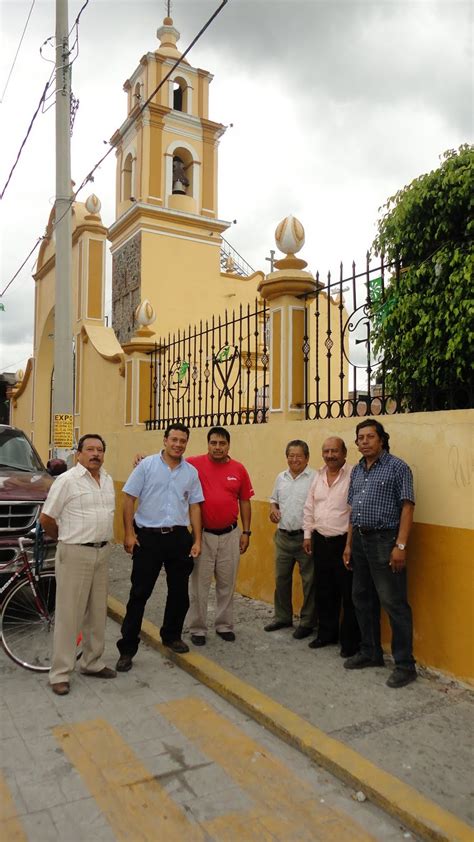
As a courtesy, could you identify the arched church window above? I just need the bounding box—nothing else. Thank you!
[134,82,142,102]
[172,154,190,195]
[123,153,133,201]
[172,77,188,112]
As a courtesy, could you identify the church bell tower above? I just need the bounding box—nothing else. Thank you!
[108,13,230,343]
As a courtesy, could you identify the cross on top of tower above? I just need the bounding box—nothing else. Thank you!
[165,0,172,17]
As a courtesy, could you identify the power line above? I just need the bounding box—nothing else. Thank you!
[1,0,230,298]
[0,0,36,104]
[0,73,54,200]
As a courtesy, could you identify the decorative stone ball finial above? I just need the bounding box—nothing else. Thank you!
[133,299,156,338]
[134,299,156,328]
[16,369,24,383]
[275,215,305,255]
[85,194,101,215]
[273,215,308,270]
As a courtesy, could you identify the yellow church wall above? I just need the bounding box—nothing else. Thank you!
[102,409,473,682]
[139,230,261,338]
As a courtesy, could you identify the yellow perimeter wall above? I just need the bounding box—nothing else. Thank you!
[107,410,473,684]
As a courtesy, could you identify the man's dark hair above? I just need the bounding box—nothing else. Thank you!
[207,426,230,443]
[164,423,190,439]
[355,419,390,452]
[285,439,309,458]
[77,433,106,452]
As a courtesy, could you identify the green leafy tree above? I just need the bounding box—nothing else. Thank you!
[371,145,473,409]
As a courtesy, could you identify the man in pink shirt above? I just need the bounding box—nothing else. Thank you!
[303,437,360,656]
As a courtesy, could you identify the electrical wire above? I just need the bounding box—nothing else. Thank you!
[0,0,230,298]
[0,73,54,200]
[0,0,36,104]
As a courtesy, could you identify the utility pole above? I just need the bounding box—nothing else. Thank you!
[53,0,74,463]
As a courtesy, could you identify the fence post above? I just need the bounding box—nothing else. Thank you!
[258,216,317,422]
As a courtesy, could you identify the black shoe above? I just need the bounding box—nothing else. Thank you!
[308,638,327,649]
[344,652,384,669]
[293,626,313,640]
[340,649,359,658]
[116,654,133,672]
[216,631,236,642]
[191,634,206,646]
[386,667,417,688]
[164,640,190,654]
[264,621,293,632]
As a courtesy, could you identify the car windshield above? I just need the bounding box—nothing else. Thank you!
[0,429,45,472]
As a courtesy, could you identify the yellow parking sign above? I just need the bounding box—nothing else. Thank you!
[53,413,74,448]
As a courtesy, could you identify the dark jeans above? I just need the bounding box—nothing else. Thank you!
[351,529,415,669]
[312,531,360,654]
[117,527,194,656]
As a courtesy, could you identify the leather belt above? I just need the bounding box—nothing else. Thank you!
[356,527,394,535]
[279,529,303,537]
[313,530,347,541]
[137,525,188,534]
[80,541,108,548]
[203,523,237,536]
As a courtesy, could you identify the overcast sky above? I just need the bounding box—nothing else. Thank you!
[0,0,471,373]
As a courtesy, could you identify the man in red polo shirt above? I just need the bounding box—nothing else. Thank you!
[185,427,254,645]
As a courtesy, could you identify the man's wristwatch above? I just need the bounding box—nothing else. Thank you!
[242,530,251,536]
[396,543,406,550]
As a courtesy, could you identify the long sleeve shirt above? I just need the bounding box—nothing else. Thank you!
[303,463,352,539]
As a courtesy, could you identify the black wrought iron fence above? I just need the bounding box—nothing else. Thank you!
[146,301,269,430]
[303,254,473,419]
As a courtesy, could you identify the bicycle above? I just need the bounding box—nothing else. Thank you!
[0,534,58,671]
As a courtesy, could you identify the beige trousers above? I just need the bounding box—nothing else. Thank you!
[50,542,111,685]
[186,528,241,635]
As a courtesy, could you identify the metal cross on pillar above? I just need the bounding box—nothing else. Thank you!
[265,249,276,273]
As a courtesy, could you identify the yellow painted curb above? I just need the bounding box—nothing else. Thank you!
[107,595,472,842]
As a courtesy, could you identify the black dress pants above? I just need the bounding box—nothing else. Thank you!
[312,531,360,654]
[117,527,194,656]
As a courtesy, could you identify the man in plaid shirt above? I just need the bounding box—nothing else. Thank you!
[342,419,417,688]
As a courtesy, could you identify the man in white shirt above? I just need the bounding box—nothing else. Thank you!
[264,440,316,638]
[40,434,116,696]
[303,437,360,656]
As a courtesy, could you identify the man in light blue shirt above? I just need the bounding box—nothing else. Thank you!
[116,424,203,669]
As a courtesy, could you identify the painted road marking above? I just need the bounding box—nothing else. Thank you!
[159,696,375,841]
[53,718,205,842]
[0,772,27,842]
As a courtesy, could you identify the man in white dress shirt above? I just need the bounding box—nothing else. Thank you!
[264,440,316,638]
[40,434,116,695]
[303,436,360,656]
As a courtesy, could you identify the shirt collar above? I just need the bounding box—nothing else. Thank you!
[75,462,107,479]
[359,449,389,470]
[159,450,183,468]
[284,466,311,480]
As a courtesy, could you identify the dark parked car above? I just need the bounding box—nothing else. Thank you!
[0,426,66,571]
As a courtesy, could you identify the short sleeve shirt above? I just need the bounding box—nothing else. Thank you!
[186,454,254,530]
[41,463,115,543]
[348,450,415,530]
[123,452,204,528]
[270,467,315,532]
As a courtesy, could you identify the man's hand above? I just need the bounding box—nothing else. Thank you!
[303,538,312,556]
[133,453,146,468]
[389,546,406,573]
[124,530,139,554]
[239,533,250,554]
[269,505,281,524]
[189,541,201,558]
[342,544,352,570]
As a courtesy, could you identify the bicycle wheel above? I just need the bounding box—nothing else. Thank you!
[1,572,56,672]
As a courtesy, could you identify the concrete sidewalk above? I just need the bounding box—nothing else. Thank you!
[1,620,414,842]
[108,544,474,840]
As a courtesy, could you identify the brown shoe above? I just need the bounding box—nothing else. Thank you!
[81,666,117,679]
[51,682,70,696]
